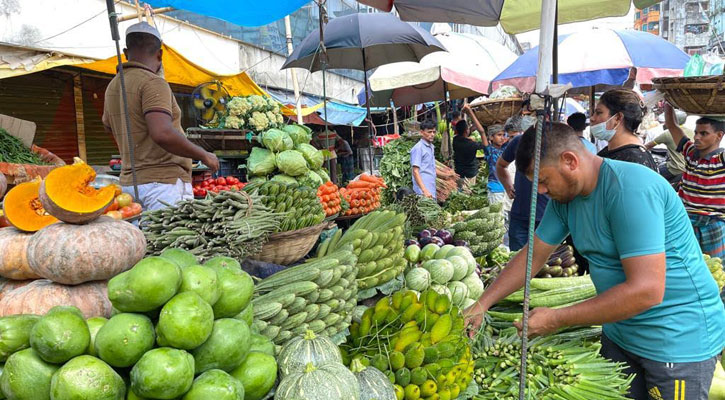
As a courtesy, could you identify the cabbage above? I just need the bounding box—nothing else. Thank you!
[298,170,324,189]
[275,150,309,177]
[447,281,469,306]
[406,268,431,292]
[261,128,293,152]
[270,174,297,185]
[248,176,268,184]
[314,168,330,183]
[284,124,312,146]
[246,147,276,176]
[296,143,324,170]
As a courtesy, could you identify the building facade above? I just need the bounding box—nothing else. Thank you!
[636,0,713,55]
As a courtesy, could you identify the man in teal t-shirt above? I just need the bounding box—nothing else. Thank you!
[464,122,725,400]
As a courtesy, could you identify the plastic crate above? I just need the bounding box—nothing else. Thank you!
[218,158,246,180]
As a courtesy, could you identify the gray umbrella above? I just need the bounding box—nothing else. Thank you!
[281,12,446,72]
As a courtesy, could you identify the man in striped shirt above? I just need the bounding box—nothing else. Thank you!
[664,103,725,257]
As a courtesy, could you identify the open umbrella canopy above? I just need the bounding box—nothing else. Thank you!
[355,0,664,34]
[281,12,446,72]
[362,25,517,106]
[491,28,689,93]
[146,0,309,27]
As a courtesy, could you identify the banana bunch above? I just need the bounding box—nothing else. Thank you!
[342,289,474,400]
[251,247,358,350]
[244,181,325,232]
[319,210,407,290]
[704,254,725,292]
[450,204,505,257]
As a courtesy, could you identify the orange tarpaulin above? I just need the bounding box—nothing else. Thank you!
[77,44,319,117]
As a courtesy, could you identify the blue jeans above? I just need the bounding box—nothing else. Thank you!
[508,215,540,251]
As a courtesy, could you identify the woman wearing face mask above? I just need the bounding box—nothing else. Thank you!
[590,89,657,171]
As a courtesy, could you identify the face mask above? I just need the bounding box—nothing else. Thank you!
[590,115,618,141]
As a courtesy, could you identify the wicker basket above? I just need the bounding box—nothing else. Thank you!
[469,97,524,125]
[652,74,725,116]
[252,221,330,265]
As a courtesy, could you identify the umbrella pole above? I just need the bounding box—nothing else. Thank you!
[443,82,450,161]
[363,49,374,174]
[552,7,560,121]
[519,1,557,400]
[105,0,140,203]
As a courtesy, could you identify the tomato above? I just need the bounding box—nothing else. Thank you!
[106,198,120,212]
[105,210,124,220]
[216,177,227,185]
[116,193,133,208]
[225,176,237,185]
[119,206,134,219]
[209,186,221,194]
[197,188,207,197]
[229,185,239,191]
[129,202,143,216]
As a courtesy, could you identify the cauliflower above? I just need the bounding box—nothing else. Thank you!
[276,114,284,125]
[227,97,251,117]
[224,115,244,129]
[249,111,269,132]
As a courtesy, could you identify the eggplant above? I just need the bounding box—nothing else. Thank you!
[429,228,438,236]
[405,239,420,247]
[435,229,453,244]
[419,236,433,246]
[430,236,445,247]
[418,229,432,240]
[453,240,468,247]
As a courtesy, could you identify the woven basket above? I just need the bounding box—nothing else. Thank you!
[470,98,524,125]
[652,74,725,116]
[252,221,329,265]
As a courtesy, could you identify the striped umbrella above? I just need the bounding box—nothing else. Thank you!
[491,29,689,93]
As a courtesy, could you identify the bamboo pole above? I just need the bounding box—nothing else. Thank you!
[73,74,87,161]
[284,16,304,124]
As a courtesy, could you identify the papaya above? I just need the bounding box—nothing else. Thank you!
[85,317,107,358]
[156,292,214,350]
[160,248,198,268]
[30,306,89,364]
[211,268,254,319]
[182,369,245,400]
[0,348,58,400]
[0,314,40,361]
[108,257,182,312]
[179,265,221,306]
[130,347,195,399]
[191,318,251,374]
[50,355,125,400]
[95,313,155,368]
[229,352,277,400]
[204,256,241,271]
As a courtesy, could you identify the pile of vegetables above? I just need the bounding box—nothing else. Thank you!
[435,161,459,202]
[471,332,633,400]
[705,254,725,292]
[537,244,579,278]
[479,247,513,287]
[192,176,245,197]
[339,174,385,216]
[341,288,475,400]
[409,227,457,248]
[379,135,418,204]
[244,181,325,232]
[404,244,484,309]
[390,194,444,237]
[318,210,407,291]
[444,191,488,214]
[103,190,143,220]
[252,248,358,348]
[246,124,331,187]
[0,128,49,165]
[449,205,506,257]
[0,249,278,400]
[141,190,283,261]
[318,181,344,217]
[222,94,285,132]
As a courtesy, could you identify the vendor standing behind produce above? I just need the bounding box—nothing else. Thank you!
[645,109,693,185]
[466,122,725,400]
[410,120,438,199]
[102,22,219,211]
[664,103,725,258]
[461,105,507,203]
[312,127,339,184]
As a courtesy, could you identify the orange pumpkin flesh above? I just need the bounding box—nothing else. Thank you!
[39,158,115,224]
[2,178,58,232]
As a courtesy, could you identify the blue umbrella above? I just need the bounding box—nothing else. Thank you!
[492,28,689,93]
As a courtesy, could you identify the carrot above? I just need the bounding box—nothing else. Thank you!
[347,181,377,189]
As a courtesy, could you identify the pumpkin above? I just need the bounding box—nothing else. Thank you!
[26,217,146,285]
[0,172,6,198]
[277,330,343,378]
[38,158,115,224]
[350,359,397,400]
[275,362,360,400]
[0,228,40,280]
[0,279,113,318]
[2,177,58,232]
[0,278,33,301]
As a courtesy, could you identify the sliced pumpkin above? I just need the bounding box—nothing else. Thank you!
[39,158,115,224]
[2,177,58,232]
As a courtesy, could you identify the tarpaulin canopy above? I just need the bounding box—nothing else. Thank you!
[355,0,664,34]
[267,88,385,126]
[77,44,319,117]
[146,0,309,27]
[0,44,95,80]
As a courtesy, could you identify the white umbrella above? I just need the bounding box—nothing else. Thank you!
[363,24,517,107]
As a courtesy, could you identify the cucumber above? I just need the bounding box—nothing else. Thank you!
[530,275,593,291]
[253,302,283,320]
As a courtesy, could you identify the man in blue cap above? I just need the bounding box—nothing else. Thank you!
[103,22,219,210]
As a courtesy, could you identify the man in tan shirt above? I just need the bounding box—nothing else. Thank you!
[103,22,218,210]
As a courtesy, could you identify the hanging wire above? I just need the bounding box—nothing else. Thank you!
[518,95,551,400]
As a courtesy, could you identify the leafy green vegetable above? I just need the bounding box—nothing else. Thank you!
[295,143,324,170]
[246,147,276,176]
[378,134,418,204]
[314,168,331,183]
[261,128,293,152]
[275,150,309,177]
[0,128,48,165]
[270,174,297,184]
[298,170,324,188]
[283,124,312,146]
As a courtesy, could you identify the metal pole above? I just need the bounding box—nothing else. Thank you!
[105,0,140,203]
[552,6,561,121]
[317,1,332,182]
[519,0,557,399]
[284,16,304,123]
[363,49,374,174]
[443,82,450,161]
